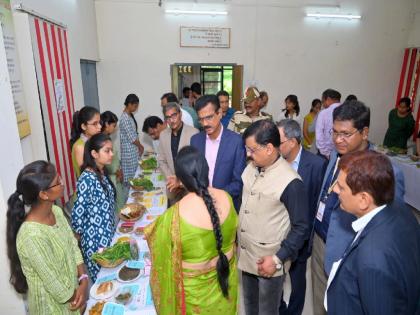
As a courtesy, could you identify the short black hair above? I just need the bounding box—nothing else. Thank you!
[399,97,411,107]
[345,94,357,102]
[161,92,178,103]
[195,95,220,112]
[182,86,191,97]
[142,116,163,133]
[216,90,229,98]
[100,111,118,132]
[333,100,370,130]
[191,82,202,95]
[243,120,280,148]
[322,89,341,102]
[124,93,139,105]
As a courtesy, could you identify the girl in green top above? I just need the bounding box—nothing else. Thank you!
[101,111,126,212]
[6,161,88,314]
[70,106,101,178]
[303,99,322,150]
[383,97,415,151]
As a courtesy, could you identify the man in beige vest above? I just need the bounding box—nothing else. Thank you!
[158,102,198,203]
[239,120,309,315]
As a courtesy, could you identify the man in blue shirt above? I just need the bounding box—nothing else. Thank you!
[217,90,235,128]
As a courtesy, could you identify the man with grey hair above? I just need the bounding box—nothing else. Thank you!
[277,119,327,315]
[158,102,198,204]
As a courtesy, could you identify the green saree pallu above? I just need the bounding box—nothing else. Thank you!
[145,199,238,315]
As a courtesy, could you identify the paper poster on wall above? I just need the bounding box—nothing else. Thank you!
[0,0,31,138]
[180,26,230,48]
[54,79,66,113]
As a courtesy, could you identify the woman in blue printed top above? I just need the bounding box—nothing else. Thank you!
[71,133,116,281]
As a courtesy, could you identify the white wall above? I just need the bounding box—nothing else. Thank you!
[11,0,100,162]
[0,1,99,313]
[95,0,415,143]
[0,23,27,315]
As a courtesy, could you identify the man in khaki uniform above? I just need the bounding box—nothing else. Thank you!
[228,86,272,135]
[238,120,309,315]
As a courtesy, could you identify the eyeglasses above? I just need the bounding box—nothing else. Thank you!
[86,121,102,127]
[47,175,63,189]
[330,129,360,139]
[164,112,179,121]
[245,145,265,155]
[198,112,218,123]
[279,139,291,146]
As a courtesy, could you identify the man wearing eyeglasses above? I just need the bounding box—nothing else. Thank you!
[239,120,309,315]
[310,100,405,315]
[190,95,246,211]
[157,102,198,204]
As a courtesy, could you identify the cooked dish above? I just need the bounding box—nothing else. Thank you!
[118,266,141,282]
[96,281,113,295]
[89,301,105,315]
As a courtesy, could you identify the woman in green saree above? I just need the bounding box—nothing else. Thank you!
[145,146,238,315]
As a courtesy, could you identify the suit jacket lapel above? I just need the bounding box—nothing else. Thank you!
[328,205,393,288]
[297,149,310,180]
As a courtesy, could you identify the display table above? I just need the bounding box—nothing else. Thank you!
[388,154,420,211]
[84,165,167,315]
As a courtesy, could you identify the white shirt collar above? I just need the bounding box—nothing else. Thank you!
[291,146,303,172]
[351,204,387,233]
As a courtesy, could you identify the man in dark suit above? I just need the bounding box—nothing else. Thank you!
[190,95,246,211]
[277,119,327,315]
[326,150,420,314]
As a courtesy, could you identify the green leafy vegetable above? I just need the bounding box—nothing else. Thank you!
[140,157,158,170]
[129,178,154,191]
[92,242,132,264]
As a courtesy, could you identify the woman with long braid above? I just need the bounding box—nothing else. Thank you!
[145,146,238,315]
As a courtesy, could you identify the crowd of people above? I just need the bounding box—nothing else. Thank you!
[5,81,420,315]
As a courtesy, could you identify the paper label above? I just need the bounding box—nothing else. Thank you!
[102,302,125,315]
[126,260,145,269]
[316,201,326,222]
[96,273,117,284]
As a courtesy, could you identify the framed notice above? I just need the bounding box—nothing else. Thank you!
[0,0,31,138]
[180,27,230,48]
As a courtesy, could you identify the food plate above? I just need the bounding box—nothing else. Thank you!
[117,222,135,234]
[90,280,119,300]
[118,203,146,222]
[114,286,134,305]
[88,300,106,315]
[91,242,132,268]
[117,263,144,283]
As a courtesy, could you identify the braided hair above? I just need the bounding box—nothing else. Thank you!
[175,146,230,297]
[6,161,57,293]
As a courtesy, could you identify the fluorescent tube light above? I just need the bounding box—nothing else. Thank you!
[165,9,228,16]
[306,13,361,19]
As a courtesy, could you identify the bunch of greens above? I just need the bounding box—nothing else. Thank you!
[92,241,132,264]
[140,157,158,170]
[129,178,154,191]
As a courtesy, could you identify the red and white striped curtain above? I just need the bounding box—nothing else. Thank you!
[29,16,76,203]
[395,48,420,140]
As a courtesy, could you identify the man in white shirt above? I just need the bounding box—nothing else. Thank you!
[142,116,167,153]
[161,92,194,127]
[325,150,420,314]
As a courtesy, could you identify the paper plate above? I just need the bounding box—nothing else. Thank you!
[89,280,119,300]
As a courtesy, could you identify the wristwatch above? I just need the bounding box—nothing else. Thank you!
[272,255,283,271]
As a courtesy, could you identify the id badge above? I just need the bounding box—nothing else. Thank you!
[316,201,326,222]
